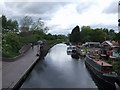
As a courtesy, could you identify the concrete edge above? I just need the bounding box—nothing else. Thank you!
[10,56,39,89]
[3,43,56,90]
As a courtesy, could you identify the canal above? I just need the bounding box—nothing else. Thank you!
[21,44,97,88]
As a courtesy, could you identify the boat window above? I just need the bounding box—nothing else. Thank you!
[89,44,94,48]
[67,47,70,49]
[72,47,76,49]
[72,50,77,53]
[102,66,112,73]
[94,44,100,48]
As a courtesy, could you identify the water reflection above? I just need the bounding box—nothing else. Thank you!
[21,44,97,88]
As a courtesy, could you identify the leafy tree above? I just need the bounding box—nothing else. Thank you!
[2,32,23,57]
[6,19,18,32]
[81,26,92,43]
[118,19,120,26]
[69,25,81,44]
[2,15,19,32]
[6,19,12,30]
[44,26,49,33]
[91,28,106,42]
[2,15,7,29]
[108,29,116,40]
[0,16,2,33]
[31,18,49,33]
[31,18,44,31]
[45,33,55,40]
[2,15,51,58]
[12,20,19,32]
[113,60,120,79]
[20,16,33,32]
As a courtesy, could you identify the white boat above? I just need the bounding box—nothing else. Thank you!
[67,45,76,55]
[67,45,79,59]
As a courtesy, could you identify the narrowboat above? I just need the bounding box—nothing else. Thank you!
[85,55,118,88]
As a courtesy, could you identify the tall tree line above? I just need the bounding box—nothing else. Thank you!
[2,15,49,33]
[2,15,19,33]
[2,15,67,57]
[69,25,119,44]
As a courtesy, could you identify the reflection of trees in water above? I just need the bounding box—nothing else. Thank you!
[23,60,47,83]
[34,60,47,74]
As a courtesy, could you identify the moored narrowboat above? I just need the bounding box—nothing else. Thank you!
[85,55,118,88]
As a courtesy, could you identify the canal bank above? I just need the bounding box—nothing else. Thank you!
[2,43,52,89]
[21,44,97,88]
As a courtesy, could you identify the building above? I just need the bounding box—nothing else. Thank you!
[101,41,120,58]
[101,41,119,50]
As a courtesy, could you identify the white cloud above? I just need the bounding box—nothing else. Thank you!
[2,0,119,34]
[0,1,4,15]
[46,0,118,34]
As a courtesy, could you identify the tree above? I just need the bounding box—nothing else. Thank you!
[2,32,23,57]
[7,19,18,32]
[2,15,7,29]
[91,28,107,42]
[20,16,33,32]
[44,26,49,33]
[7,19,12,30]
[31,18,48,33]
[69,25,81,44]
[0,16,2,33]
[108,29,116,40]
[81,26,92,43]
[12,20,19,32]
[2,15,19,32]
[118,19,120,27]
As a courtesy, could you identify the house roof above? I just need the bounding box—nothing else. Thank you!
[102,41,119,48]
[102,41,112,46]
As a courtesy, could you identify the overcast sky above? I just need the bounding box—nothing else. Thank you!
[0,0,119,35]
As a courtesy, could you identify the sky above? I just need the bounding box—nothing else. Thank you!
[0,0,119,35]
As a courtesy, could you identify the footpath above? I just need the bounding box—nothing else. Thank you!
[2,45,39,89]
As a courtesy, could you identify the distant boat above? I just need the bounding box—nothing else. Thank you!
[64,42,71,45]
[85,55,118,88]
[67,45,79,59]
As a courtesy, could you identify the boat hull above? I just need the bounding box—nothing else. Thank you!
[85,56,117,90]
[71,54,79,59]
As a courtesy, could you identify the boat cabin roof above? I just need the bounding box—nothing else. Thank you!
[93,59,112,67]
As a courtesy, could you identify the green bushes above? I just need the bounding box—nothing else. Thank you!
[2,30,68,58]
[113,59,120,79]
[2,15,68,58]
[2,32,22,57]
[2,31,41,57]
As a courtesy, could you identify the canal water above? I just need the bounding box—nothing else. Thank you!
[21,44,97,88]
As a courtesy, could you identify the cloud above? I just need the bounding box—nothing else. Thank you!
[76,1,96,14]
[2,0,119,35]
[48,1,118,34]
[22,2,68,14]
[3,2,69,20]
[91,24,118,32]
[47,2,118,31]
[4,2,69,14]
[102,1,118,14]
[118,5,120,19]
[48,25,72,35]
